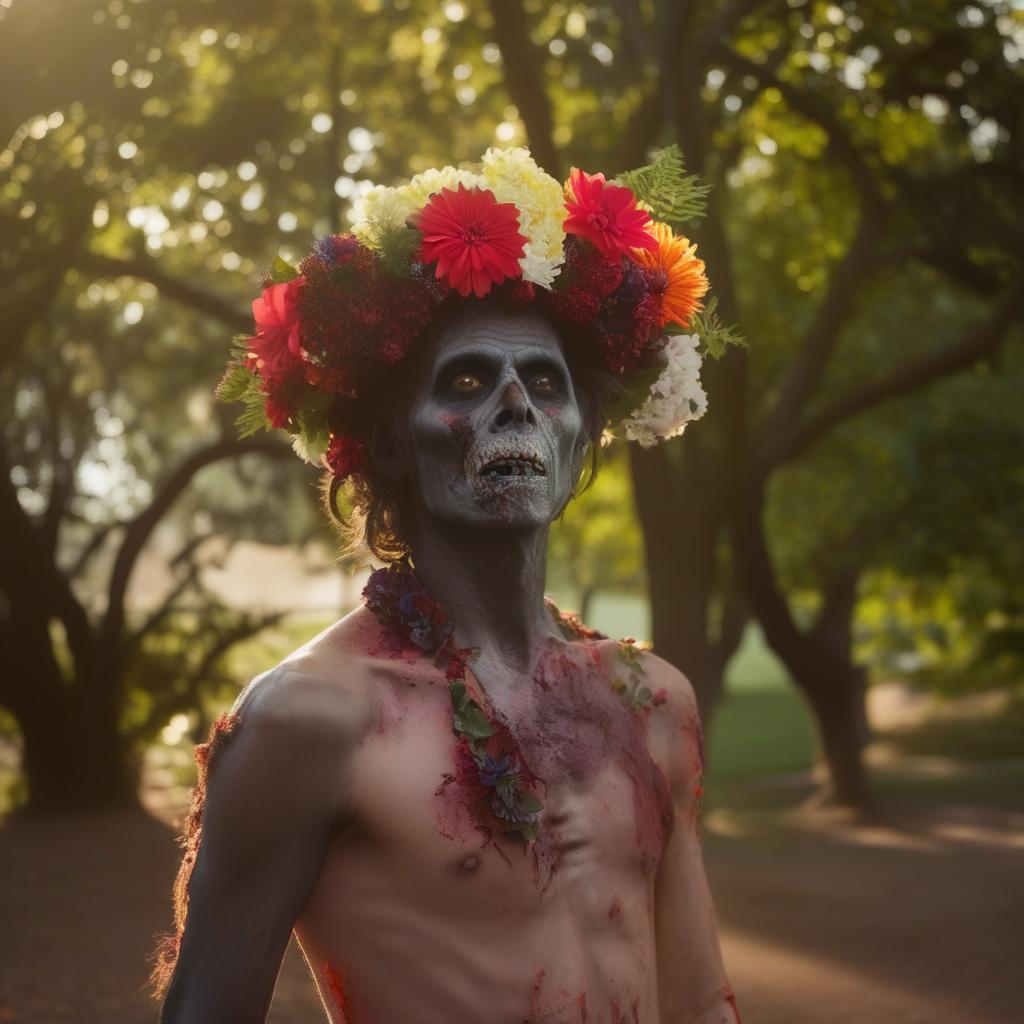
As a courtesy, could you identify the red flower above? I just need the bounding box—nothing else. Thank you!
[303,362,351,395]
[413,184,527,298]
[263,393,293,428]
[563,167,658,259]
[323,434,365,480]
[246,278,304,385]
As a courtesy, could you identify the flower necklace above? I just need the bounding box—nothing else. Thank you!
[362,559,665,845]
[362,559,545,843]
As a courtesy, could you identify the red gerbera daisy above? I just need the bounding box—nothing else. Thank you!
[412,184,527,299]
[563,167,658,259]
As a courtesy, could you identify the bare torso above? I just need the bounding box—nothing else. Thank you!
[282,605,693,1024]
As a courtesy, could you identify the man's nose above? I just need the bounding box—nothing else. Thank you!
[493,380,535,429]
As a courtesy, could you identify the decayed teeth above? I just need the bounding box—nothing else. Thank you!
[480,457,544,477]
[474,446,546,478]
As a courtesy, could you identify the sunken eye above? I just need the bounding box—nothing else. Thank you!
[528,373,560,394]
[451,372,485,394]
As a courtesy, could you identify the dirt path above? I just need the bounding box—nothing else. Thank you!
[0,761,1021,1023]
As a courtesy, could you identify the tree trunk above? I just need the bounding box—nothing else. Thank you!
[17,702,139,812]
[700,588,749,762]
[799,661,874,812]
[730,480,879,814]
[629,441,724,720]
[579,584,597,625]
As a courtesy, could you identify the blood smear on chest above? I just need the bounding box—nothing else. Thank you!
[514,643,674,869]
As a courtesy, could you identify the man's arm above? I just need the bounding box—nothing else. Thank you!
[649,660,742,1024]
[158,666,357,1024]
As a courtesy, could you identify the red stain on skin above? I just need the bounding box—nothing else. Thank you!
[432,746,512,867]
[525,967,548,1022]
[608,896,624,919]
[694,715,707,775]
[721,981,743,1022]
[577,991,589,1023]
[440,411,471,442]
[321,961,351,1022]
[520,641,674,875]
[609,997,641,1024]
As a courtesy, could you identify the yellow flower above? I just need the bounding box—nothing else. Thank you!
[481,147,566,286]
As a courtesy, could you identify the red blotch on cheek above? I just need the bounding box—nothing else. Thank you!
[439,412,473,450]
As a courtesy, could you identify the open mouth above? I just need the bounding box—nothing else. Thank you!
[477,454,547,479]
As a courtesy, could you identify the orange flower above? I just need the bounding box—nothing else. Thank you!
[632,221,709,328]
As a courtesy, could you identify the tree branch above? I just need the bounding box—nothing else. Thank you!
[711,44,885,211]
[120,529,233,664]
[39,366,74,559]
[756,211,881,444]
[487,0,561,177]
[606,88,665,174]
[0,443,96,693]
[96,434,293,689]
[133,609,284,740]
[76,250,251,334]
[697,0,789,58]
[63,520,122,580]
[758,290,1024,471]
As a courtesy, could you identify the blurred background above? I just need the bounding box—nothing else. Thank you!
[1,0,1022,1021]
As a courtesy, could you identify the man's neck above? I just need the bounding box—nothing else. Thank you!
[409,519,557,679]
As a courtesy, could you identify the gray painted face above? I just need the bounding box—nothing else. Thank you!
[404,305,587,531]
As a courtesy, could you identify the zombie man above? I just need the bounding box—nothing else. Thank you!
[152,147,741,1024]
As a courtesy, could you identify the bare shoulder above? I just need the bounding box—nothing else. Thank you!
[628,647,704,797]
[226,605,385,756]
[642,650,700,723]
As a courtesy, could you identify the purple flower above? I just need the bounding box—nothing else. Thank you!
[312,234,359,265]
[363,562,452,652]
[478,753,514,788]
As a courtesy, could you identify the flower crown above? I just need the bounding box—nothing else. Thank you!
[215,145,741,478]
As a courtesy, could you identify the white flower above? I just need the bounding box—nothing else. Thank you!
[350,167,487,246]
[350,185,411,247]
[622,333,708,448]
[480,146,566,287]
[519,242,562,288]
[349,150,568,288]
[291,428,329,466]
[400,165,486,210]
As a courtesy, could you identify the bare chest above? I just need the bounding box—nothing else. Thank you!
[322,651,672,902]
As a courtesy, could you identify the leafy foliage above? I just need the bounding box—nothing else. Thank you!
[688,296,747,360]
[616,145,711,228]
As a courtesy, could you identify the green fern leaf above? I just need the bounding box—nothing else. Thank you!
[616,145,711,228]
[688,296,747,359]
[232,376,272,438]
[214,361,253,404]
